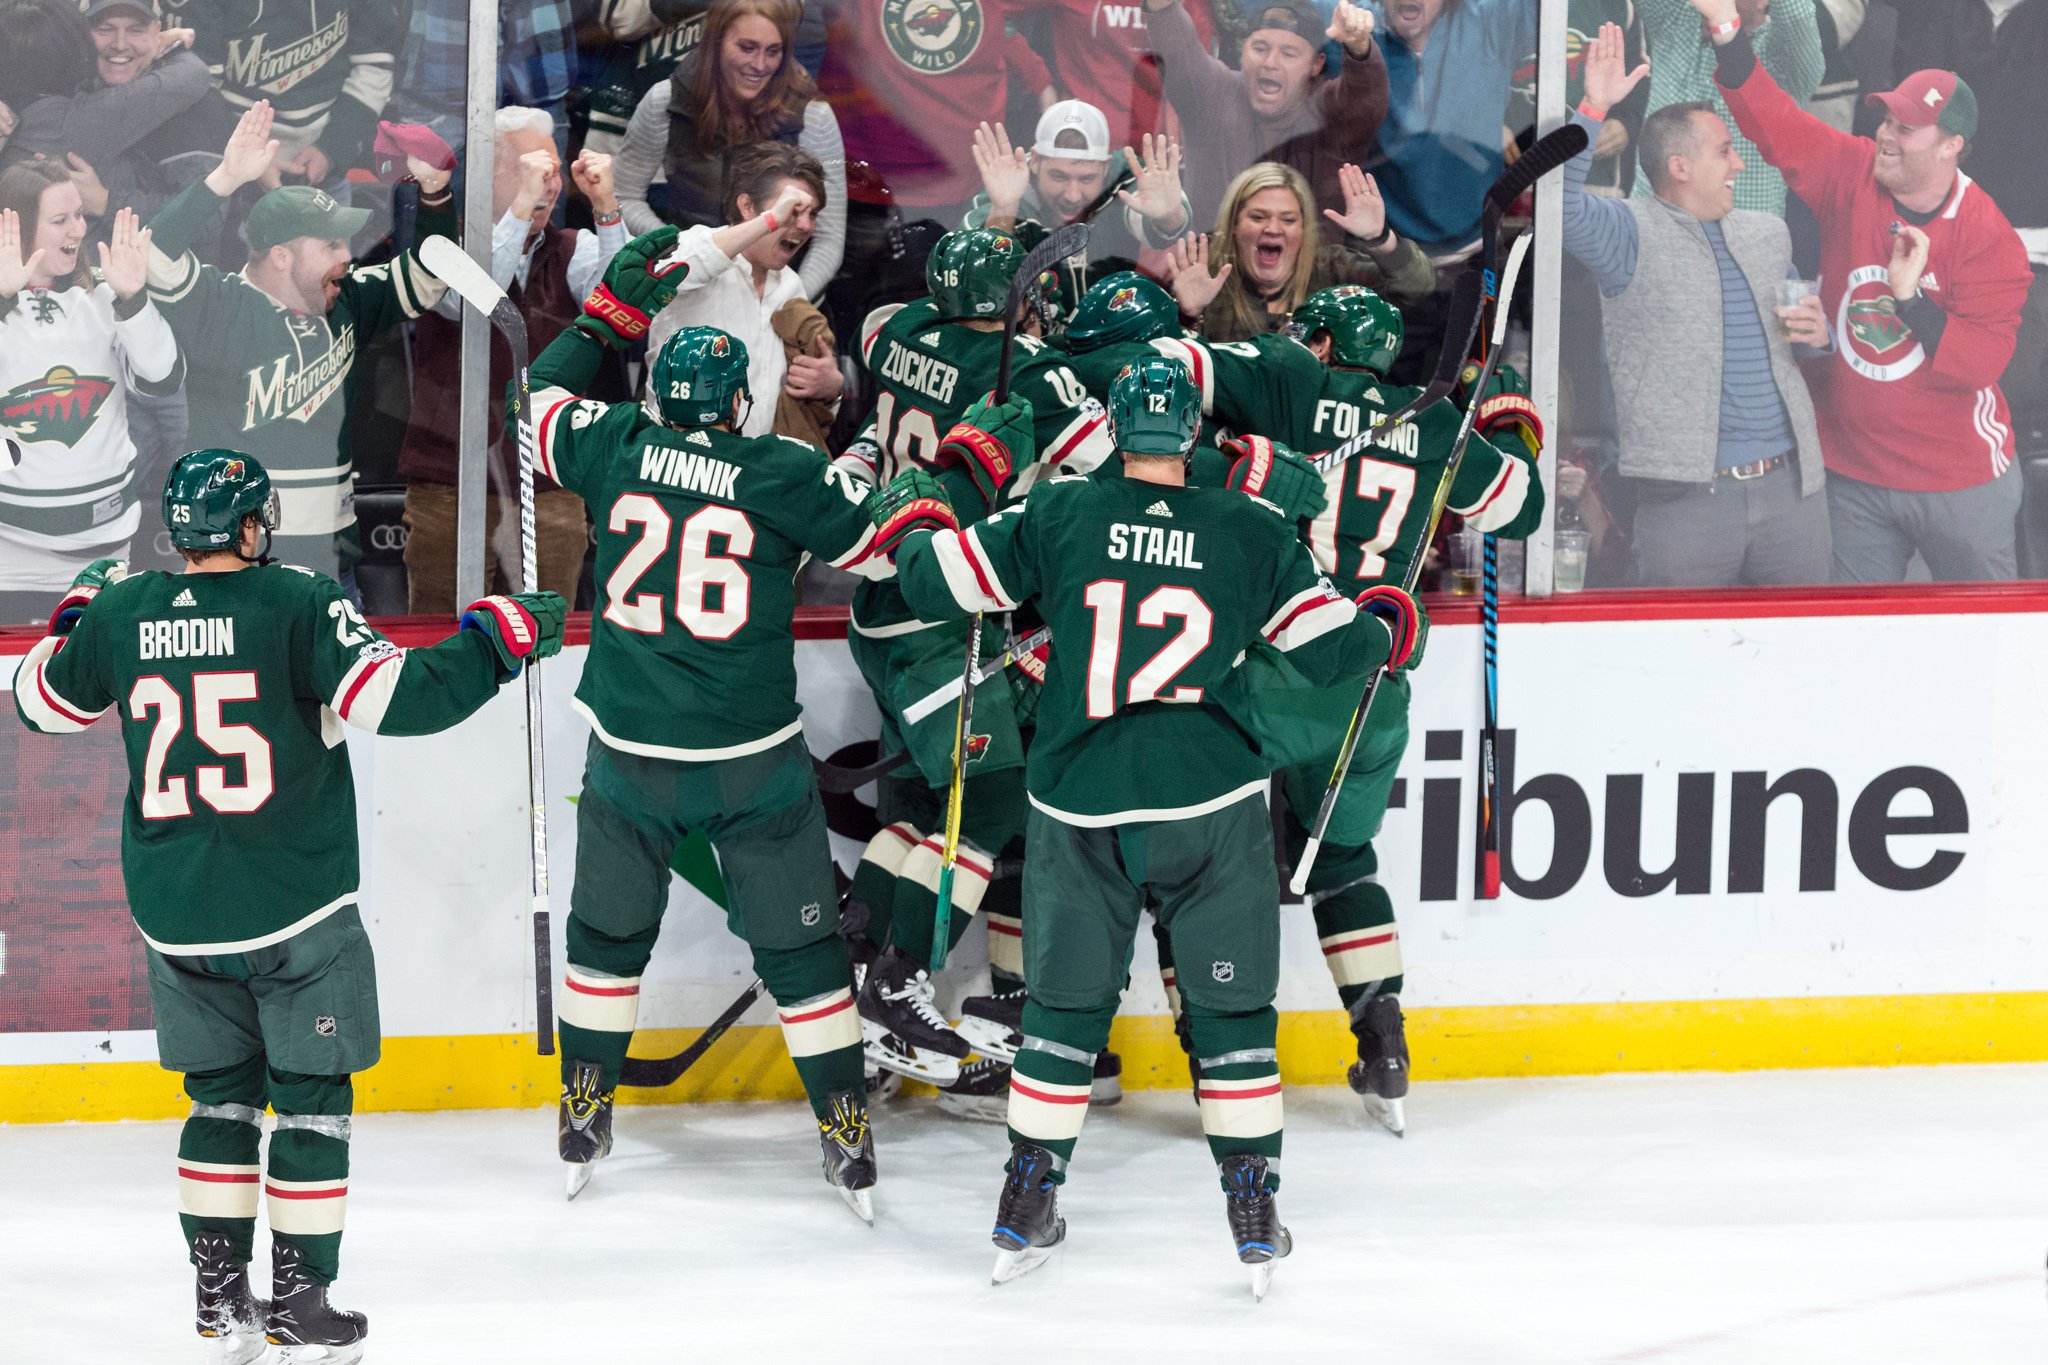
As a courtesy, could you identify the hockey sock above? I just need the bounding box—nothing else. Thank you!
[753,938,864,1120]
[1005,1001,1114,1184]
[558,913,660,1092]
[850,819,921,951]
[265,1069,353,1285]
[179,1055,266,1264]
[1307,840,1404,1005]
[888,768,1026,969]
[982,864,1025,993]
[1185,1007,1283,1189]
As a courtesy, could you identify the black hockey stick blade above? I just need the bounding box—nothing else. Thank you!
[1311,265,1486,476]
[618,978,768,1088]
[812,747,911,793]
[1487,123,1591,216]
[995,221,1091,403]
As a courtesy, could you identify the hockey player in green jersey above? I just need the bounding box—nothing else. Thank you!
[840,228,1115,1087]
[144,101,457,590]
[1154,286,1545,1132]
[13,449,564,1364]
[866,356,1427,1296]
[526,231,898,1217]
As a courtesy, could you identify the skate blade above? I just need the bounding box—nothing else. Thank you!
[266,1344,365,1364]
[991,1242,1056,1284]
[952,1017,1021,1062]
[861,1020,963,1084]
[837,1185,875,1225]
[1361,1092,1406,1137]
[933,1091,1008,1124]
[1251,1260,1276,1301]
[1088,1075,1122,1107]
[566,1161,595,1200]
[199,1332,266,1365]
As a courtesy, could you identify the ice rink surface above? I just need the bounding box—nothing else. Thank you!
[4,1063,2044,1364]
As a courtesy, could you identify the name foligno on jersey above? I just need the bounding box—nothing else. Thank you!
[1315,398,1420,454]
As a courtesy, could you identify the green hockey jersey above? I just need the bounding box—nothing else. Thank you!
[13,563,511,953]
[1151,333,1544,587]
[531,329,892,760]
[893,474,1395,824]
[849,298,1114,635]
[144,181,451,581]
[183,0,401,168]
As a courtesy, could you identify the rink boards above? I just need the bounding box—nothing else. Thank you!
[6,587,2048,1122]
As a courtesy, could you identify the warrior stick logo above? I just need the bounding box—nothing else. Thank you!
[882,0,984,72]
[1836,267,1926,382]
[0,366,114,447]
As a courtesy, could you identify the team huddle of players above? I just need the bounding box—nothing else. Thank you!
[14,215,1541,1359]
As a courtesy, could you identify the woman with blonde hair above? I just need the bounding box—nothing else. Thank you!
[614,0,846,298]
[1168,160,1431,343]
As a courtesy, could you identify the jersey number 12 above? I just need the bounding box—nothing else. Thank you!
[1080,580,1213,719]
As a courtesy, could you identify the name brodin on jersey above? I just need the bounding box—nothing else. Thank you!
[877,340,960,406]
[138,617,236,660]
[1107,523,1203,568]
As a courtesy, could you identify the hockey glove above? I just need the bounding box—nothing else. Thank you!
[49,558,128,636]
[865,470,958,561]
[1357,584,1426,672]
[936,392,1035,505]
[1477,391,1543,461]
[1223,435,1329,523]
[578,225,685,346]
[461,591,568,676]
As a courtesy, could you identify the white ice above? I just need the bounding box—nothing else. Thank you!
[4,1065,2045,1364]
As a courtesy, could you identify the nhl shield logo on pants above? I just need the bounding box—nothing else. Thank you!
[1212,961,1235,984]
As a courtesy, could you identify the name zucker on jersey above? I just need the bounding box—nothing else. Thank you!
[244,324,355,429]
[877,341,959,405]
[223,13,348,96]
[1108,523,1203,568]
[138,617,235,660]
[640,444,741,500]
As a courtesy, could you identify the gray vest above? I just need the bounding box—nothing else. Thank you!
[1602,198,1825,494]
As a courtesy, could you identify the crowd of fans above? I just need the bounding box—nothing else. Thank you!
[0,0,2040,619]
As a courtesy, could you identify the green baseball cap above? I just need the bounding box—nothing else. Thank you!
[246,186,372,252]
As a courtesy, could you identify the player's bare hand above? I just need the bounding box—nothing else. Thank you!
[785,338,844,401]
[571,151,617,215]
[1888,223,1931,300]
[1581,23,1649,117]
[1323,163,1390,246]
[972,121,1030,220]
[209,101,280,194]
[280,144,333,186]
[1115,135,1188,236]
[1165,232,1230,318]
[0,209,47,296]
[1686,0,1742,37]
[96,209,151,301]
[1778,292,1828,346]
[1326,0,1375,56]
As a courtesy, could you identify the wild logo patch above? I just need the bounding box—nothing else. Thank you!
[1107,286,1139,312]
[0,366,114,448]
[1836,266,1926,382]
[882,0,985,72]
[1847,295,1909,358]
[965,732,993,763]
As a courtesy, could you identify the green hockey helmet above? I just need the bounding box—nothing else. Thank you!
[650,326,751,427]
[1292,285,1403,373]
[926,228,1026,321]
[1108,355,1201,457]
[162,449,278,554]
[1065,271,1179,352]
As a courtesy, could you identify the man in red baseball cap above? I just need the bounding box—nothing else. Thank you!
[1686,0,2032,583]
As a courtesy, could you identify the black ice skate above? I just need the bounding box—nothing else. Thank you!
[955,985,1024,1061]
[857,947,967,1083]
[1220,1154,1293,1301]
[990,1141,1066,1284]
[935,1055,1012,1123]
[264,1242,368,1363]
[1092,1047,1123,1107]
[818,1089,878,1225]
[192,1231,267,1365]
[1346,993,1410,1137]
[559,1058,615,1199]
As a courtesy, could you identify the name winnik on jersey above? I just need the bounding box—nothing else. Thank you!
[640,440,740,500]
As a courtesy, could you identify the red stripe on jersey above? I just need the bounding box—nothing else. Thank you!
[36,662,98,726]
[533,397,574,481]
[1322,931,1396,955]
[986,919,1022,938]
[1047,413,1105,465]
[565,977,639,997]
[337,655,397,720]
[1010,1077,1090,1105]
[958,530,1003,604]
[178,1168,259,1183]
[780,995,854,1025]
[1198,1081,1283,1101]
[264,1183,347,1200]
[1464,463,1515,519]
[1265,594,1335,642]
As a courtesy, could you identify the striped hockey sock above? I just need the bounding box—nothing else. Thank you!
[1309,842,1404,1006]
[557,962,643,1091]
[179,1057,266,1263]
[1187,1008,1284,1189]
[1004,1001,1114,1183]
[266,1071,353,1285]
[757,937,866,1120]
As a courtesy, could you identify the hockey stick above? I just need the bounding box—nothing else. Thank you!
[618,978,766,1088]
[418,235,556,1055]
[930,223,1090,971]
[1478,526,1502,898]
[902,622,1051,726]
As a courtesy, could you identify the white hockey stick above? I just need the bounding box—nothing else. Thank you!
[418,235,556,1055]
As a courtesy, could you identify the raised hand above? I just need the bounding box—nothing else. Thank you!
[0,209,47,296]
[766,179,814,228]
[1888,223,1932,301]
[1686,0,1743,35]
[972,120,1030,220]
[1323,163,1389,244]
[1326,0,1375,56]
[66,154,109,216]
[280,144,333,186]
[156,25,197,58]
[96,209,151,300]
[209,101,280,195]
[1165,233,1231,319]
[570,150,617,215]
[1581,23,1649,117]
[1115,135,1187,234]
[510,149,555,221]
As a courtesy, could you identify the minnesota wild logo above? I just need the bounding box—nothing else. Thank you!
[0,366,114,448]
[1846,294,1909,358]
[1108,286,1139,312]
[965,732,993,763]
[1836,267,1925,382]
[881,0,984,74]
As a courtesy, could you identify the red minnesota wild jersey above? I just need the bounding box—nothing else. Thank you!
[13,563,509,952]
[532,380,893,761]
[1151,333,1543,587]
[893,475,1396,824]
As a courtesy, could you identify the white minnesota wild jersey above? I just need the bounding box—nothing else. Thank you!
[0,279,181,588]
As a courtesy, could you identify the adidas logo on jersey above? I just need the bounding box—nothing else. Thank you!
[919,332,941,347]
[685,430,712,446]
[172,588,197,608]
[1145,500,1173,518]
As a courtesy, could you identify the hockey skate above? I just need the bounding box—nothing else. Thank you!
[264,1242,368,1363]
[1220,1154,1293,1301]
[991,1141,1066,1284]
[1347,994,1410,1137]
[935,1056,1012,1122]
[818,1089,878,1224]
[1091,1048,1123,1107]
[559,1059,616,1199]
[857,947,967,1083]
[191,1231,267,1365]
[954,986,1024,1061]
[865,1057,903,1105]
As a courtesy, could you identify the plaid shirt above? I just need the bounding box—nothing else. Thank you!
[398,0,577,131]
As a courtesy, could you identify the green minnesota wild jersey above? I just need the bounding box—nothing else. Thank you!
[145,181,453,579]
[893,475,1395,824]
[13,564,509,953]
[851,298,1115,635]
[531,376,891,760]
[1151,333,1543,587]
